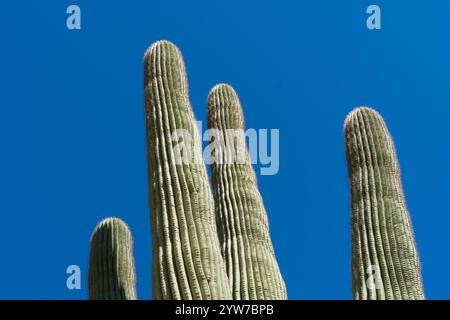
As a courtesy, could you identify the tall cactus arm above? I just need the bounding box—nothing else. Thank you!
[144,41,231,300]
[88,217,137,300]
[207,84,287,300]
[344,107,424,300]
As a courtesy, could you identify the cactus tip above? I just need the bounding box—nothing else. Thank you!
[143,40,182,62]
[344,106,381,131]
[91,217,131,241]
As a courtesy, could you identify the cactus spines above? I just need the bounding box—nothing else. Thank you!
[88,217,137,300]
[207,84,287,300]
[344,107,424,300]
[144,41,231,300]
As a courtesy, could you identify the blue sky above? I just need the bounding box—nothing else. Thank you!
[1,1,450,299]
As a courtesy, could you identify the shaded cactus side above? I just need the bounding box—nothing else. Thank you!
[88,217,137,300]
[207,84,287,299]
[143,41,231,300]
[344,107,424,300]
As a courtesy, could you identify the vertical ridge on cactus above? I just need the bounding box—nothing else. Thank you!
[88,217,137,300]
[344,107,424,300]
[144,41,231,299]
[207,83,287,300]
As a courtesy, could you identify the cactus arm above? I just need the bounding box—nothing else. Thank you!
[207,84,287,300]
[144,41,231,300]
[344,107,424,300]
[88,217,137,300]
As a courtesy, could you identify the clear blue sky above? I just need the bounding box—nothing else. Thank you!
[1,1,449,299]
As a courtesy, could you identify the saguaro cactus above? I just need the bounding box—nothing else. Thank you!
[88,40,285,300]
[207,84,287,299]
[143,40,231,299]
[88,217,137,300]
[344,107,424,300]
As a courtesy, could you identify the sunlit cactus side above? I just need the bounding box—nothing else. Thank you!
[88,217,137,300]
[207,84,287,300]
[344,107,424,300]
[144,41,231,300]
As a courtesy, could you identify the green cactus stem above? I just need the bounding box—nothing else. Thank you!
[207,84,287,300]
[344,107,424,300]
[88,217,137,300]
[144,41,231,299]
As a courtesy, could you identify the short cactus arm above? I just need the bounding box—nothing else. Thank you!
[144,41,231,300]
[344,107,424,300]
[207,84,287,300]
[88,217,137,300]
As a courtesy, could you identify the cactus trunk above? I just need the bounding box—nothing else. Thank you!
[144,41,231,299]
[207,84,287,299]
[88,217,137,300]
[344,107,424,300]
